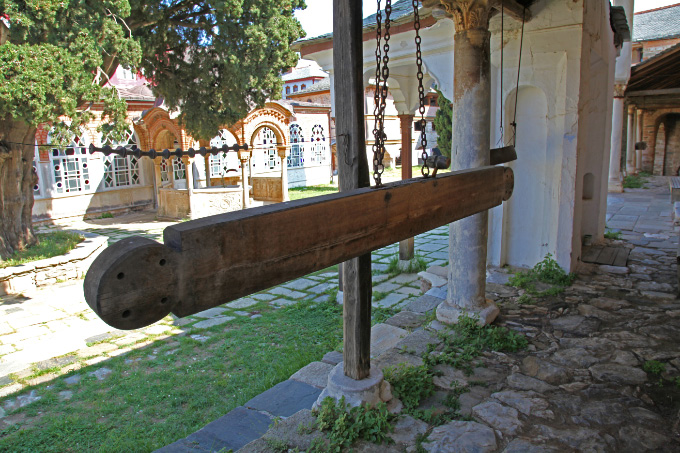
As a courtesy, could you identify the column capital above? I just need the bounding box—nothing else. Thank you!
[276,145,288,159]
[613,83,626,98]
[439,0,491,32]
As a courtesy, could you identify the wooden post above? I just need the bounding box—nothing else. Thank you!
[398,114,415,262]
[334,0,372,380]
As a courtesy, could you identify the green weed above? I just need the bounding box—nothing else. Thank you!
[383,364,435,412]
[643,360,666,376]
[311,397,394,452]
[508,253,575,299]
[604,228,622,240]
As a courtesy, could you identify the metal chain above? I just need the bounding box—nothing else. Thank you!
[372,0,383,185]
[372,0,392,187]
[412,0,429,178]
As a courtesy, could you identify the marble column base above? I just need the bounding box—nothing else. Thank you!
[608,179,623,193]
[313,362,402,413]
[436,299,499,326]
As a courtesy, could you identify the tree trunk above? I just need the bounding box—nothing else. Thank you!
[0,119,38,261]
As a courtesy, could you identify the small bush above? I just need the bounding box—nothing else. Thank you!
[643,360,666,376]
[623,173,649,189]
[508,253,575,299]
[604,229,622,240]
[383,364,435,412]
[312,397,394,452]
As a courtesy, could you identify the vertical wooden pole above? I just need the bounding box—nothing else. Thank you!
[334,0,372,380]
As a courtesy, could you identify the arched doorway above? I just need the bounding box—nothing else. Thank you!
[502,86,552,268]
[662,114,680,176]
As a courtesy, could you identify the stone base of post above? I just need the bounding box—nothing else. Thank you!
[436,298,499,326]
[313,362,402,413]
[608,176,624,193]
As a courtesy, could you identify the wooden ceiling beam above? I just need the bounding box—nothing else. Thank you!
[490,0,532,23]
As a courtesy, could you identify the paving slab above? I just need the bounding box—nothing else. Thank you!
[370,323,409,358]
[192,316,235,329]
[156,406,272,453]
[245,379,322,417]
[290,361,334,389]
[282,278,317,291]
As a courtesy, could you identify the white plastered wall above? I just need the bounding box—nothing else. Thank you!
[304,0,617,272]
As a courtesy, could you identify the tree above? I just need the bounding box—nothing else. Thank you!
[0,0,305,260]
[433,89,452,158]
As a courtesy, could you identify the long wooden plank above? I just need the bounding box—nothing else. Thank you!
[333,0,373,380]
[581,246,602,263]
[612,247,630,268]
[596,247,618,265]
[84,166,514,331]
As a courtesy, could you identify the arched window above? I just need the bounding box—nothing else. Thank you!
[301,84,306,90]
[101,128,140,188]
[293,85,298,92]
[253,127,279,173]
[288,124,304,168]
[286,86,291,95]
[310,124,327,164]
[48,129,91,194]
[209,129,239,177]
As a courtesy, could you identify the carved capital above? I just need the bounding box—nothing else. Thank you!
[613,83,626,98]
[439,0,491,32]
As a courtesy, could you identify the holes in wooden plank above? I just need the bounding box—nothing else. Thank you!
[159,259,167,266]
[160,297,168,305]
[117,272,125,280]
[122,310,131,318]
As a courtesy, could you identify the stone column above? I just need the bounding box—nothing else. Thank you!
[398,113,415,262]
[238,149,250,209]
[608,84,625,192]
[626,105,636,175]
[636,109,644,172]
[278,146,289,202]
[437,0,498,326]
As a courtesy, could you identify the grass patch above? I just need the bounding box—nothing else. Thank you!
[507,253,575,299]
[604,228,622,240]
[424,314,528,375]
[100,212,114,219]
[386,255,428,277]
[0,299,343,452]
[289,184,339,201]
[0,232,84,269]
[372,291,389,302]
[372,306,399,325]
[623,171,650,189]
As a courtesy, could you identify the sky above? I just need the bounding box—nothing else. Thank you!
[295,0,680,39]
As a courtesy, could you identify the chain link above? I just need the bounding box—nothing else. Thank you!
[412,0,429,178]
[372,0,392,187]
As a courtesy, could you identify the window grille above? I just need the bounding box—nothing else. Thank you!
[101,128,140,188]
[310,124,327,164]
[209,129,240,177]
[253,127,279,172]
[160,159,170,183]
[49,132,91,194]
[173,158,186,180]
[288,124,304,168]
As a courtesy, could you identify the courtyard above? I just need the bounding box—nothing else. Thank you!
[0,176,678,451]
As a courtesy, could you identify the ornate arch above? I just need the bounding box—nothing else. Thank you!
[140,107,183,149]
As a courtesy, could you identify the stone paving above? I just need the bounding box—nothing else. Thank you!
[164,176,680,452]
[2,177,680,452]
[0,210,448,397]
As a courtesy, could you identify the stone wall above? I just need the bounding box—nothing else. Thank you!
[252,176,283,202]
[664,120,680,176]
[0,233,108,296]
[189,187,243,219]
[157,188,190,219]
